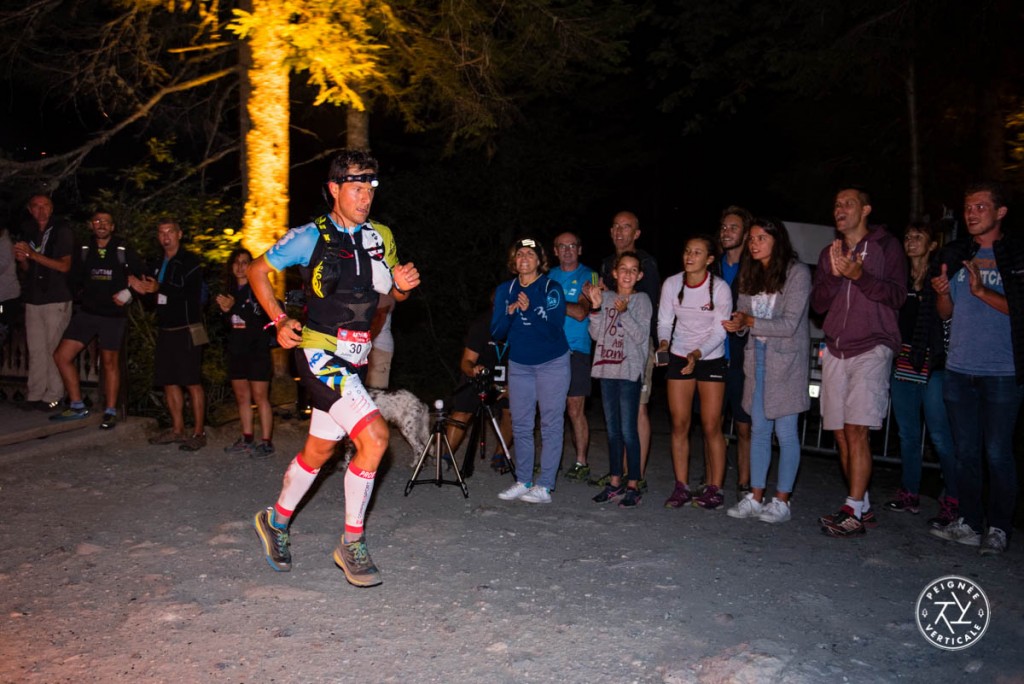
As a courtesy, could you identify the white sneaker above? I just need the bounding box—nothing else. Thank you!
[518,485,552,504]
[726,492,763,519]
[979,527,1008,556]
[758,497,791,524]
[929,517,982,546]
[498,481,531,501]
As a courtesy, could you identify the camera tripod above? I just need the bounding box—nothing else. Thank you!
[455,380,516,481]
[404,400,469,498]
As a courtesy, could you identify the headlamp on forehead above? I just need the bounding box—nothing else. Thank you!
[332,174,379,188]
[515,238,538,250]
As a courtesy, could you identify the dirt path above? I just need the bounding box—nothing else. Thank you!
[1,413,1021,683]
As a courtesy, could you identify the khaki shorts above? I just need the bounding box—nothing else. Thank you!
[639,342,655,405]
[820,345,893,430]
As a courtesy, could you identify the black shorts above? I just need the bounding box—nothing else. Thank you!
[724,357,750,423]
[568,351,593,397]
[227,347,273,382]
[666,354,727,382]
[451,377,509,413]
[154,327,204,386]
[62,311,127,351]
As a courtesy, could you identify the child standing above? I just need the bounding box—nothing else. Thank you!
[583,252,652,508]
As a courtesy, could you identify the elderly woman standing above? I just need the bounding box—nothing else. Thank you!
[491,237,570,504]
[724,218,811,524]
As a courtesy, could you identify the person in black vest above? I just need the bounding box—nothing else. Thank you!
[51,210,145,428]
[12,194,74,410]
[247,149,420,587]
[129,219,208,451]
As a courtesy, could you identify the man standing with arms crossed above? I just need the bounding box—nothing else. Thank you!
[930,181,1024,555]
[247,150,420,587]
[600,211,660,487]
[812,187,906,537]
[550,231,598,482]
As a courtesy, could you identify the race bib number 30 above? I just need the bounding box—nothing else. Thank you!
[336,328,372,367]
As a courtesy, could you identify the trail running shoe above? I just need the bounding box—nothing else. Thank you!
[149,428,187,445]
[253,507,291,572]
[593,484,625,504]
[727,492,763,519]
[251,441,275,459]
[664,481,692,509]
[929,517,981,546]
[928,496,958,529]
[637,478,648,493]
[563,463,591,482]
[590,472,613,488]
[224,437,253,454]
[49,407,89,422]
[333,536,382,587]
[884,488,920,514]
[819,506,877,527]
[100,412,117,430]
[693,484,724,510]
[820,506,866,538]
[979,527,1008,556]
[179,432,207,451]
[618,488,642,508]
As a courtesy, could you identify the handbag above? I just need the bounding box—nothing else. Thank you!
[188,322,210,346]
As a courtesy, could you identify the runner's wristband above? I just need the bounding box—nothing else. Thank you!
[263,313,287,330]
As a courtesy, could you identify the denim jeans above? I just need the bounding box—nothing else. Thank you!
[509,353,571,491]
[889,369,957,496]
[943,370,1024,532]
[750,341,801,493]
[600,378,642,481]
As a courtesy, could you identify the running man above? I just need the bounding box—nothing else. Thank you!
[247,150,420,587]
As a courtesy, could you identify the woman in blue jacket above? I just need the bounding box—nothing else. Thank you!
[490,238,570,504]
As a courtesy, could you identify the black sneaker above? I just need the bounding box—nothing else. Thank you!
[253,507,291,572]
[618,488,642,508]
[333,536,382,587]
[100,412,117,430]
[592,484,624,504]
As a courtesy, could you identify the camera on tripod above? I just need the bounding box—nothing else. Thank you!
[470,368,503,405]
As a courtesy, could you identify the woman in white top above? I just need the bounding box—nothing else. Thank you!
[657,235,733,510]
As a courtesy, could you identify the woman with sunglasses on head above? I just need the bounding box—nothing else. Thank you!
[658,235,733,510]
[723,218,811,523]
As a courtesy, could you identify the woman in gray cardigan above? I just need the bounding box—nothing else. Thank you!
[723,218,811,524]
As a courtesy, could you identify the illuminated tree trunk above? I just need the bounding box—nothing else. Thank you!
[346,107,370,151]
[241,2,289,300]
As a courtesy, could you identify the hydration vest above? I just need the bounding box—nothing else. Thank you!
[299,215,379,335]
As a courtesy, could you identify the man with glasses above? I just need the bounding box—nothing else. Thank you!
[51,210,145,427]
[550,231,599,482]
[12,194,74,410]
[246,149,420,588]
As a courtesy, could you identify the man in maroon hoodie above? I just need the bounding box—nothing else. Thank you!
[812,187,906,537]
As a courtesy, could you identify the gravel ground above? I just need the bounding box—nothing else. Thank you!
[1,408,1022,683]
